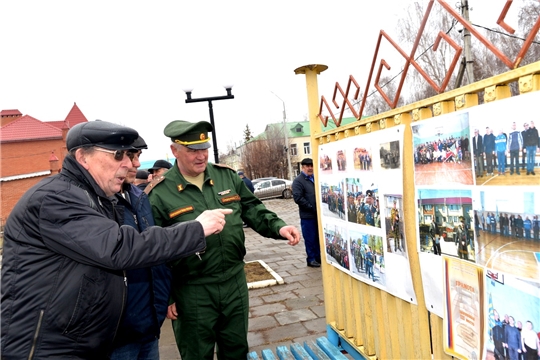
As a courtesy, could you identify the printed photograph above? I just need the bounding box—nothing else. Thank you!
[380,140,401,170]
[472,187,540,280]
[483,271,540,360]
[349,228,386,285]
[417,188,475,262]
[321,180,345,221]
[384,195,406,256]
[353,147,373,171]
[412,112,473,186]
[344,177,381,228]
[323,223,350,272]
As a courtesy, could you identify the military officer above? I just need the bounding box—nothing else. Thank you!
[147,120,300,360]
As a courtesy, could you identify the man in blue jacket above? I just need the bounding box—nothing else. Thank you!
[110,136,171,359]
[292,158,321,267]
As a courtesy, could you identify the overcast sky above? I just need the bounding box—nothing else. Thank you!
[0,0,518,163]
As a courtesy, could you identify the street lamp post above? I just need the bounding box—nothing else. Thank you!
[184,87,234,164]
[270,91,293,181]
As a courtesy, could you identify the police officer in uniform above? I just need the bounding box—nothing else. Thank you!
[147,120,300,360]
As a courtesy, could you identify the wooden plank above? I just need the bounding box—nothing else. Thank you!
[342,274,354,338]
[351,280,364,347]
[335,271,346,330]
[275,345,296,360]
[316,337,349,360]
[261,348,278,360]
[430,312,453,359]
[289,343,314,360]
[303,339,331,360]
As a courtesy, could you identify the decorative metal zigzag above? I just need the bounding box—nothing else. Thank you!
[318,0,540,127]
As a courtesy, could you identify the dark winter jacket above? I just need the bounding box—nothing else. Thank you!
[112,184,172,348]
[1,155,206,360]
[292,172,317,219]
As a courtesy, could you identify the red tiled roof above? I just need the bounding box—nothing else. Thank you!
[0,109,22,116]
[47,120,67,129]
[64,102,88,128]
[0,115,62,142]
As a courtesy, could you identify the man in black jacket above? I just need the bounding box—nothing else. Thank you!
[1,120,229,360]
[472,128,484,177]
[292,158,321,267]
[110,136,171,359]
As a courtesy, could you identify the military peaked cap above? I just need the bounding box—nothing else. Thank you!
[164,120,213,150]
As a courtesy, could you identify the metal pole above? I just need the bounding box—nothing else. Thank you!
[207,100,219,164]
[271,92,293,181]
[461,0,475,84]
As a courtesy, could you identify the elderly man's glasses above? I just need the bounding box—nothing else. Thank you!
[95,147,136,161]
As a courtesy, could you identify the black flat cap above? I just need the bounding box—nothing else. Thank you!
[132,135,148,150]
[66,120,139,151]
[164,120,213,150]
[136,170,149,180]
[301,158,313,165]
[148,159,172,174]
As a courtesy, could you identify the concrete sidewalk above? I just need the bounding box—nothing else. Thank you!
[158,198,328,359]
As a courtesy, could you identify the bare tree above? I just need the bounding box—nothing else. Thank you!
[391,0,540,103]
[240,125,288,179]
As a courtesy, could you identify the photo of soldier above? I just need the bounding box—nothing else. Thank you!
[320,180,345,220]
[323,224,349,271]
[385,197,405,254]
[417,189,475,260]
[348,229,386,286]
[380,140,401,170]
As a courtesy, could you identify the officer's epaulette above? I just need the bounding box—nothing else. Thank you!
[144,175,166,195]
[213,163,236,172]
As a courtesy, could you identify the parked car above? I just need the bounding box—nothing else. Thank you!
[251,177,277,187]
[253,178,293,200]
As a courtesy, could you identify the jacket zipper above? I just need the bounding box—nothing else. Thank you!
[28,309,44,360]
[112,271,127,344]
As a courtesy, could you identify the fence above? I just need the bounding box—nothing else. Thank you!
[295,61,540,359]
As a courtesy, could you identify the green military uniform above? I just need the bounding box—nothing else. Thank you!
[147,120,288,360]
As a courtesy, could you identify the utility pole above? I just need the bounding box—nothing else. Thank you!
[455,0,475,87]
[271,92,294,181]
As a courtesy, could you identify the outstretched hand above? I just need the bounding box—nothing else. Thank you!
[196,209,233,237]
[279,225,300,246]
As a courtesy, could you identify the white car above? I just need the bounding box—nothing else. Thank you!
[253,178,293,200]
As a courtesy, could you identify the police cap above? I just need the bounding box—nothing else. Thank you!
[164,120,213,150]
[66,120,138,151]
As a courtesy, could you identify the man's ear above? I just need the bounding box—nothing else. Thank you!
[75,149,90,170]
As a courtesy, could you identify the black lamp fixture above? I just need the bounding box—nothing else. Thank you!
[183,86,234,164]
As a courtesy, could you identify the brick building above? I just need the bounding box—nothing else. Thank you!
[0,103,88,226]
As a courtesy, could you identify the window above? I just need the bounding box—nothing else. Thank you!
[295,126,303,133]
[271,180,285,186]
[290,143,298,156]
[424,204,433,210]
[303,142,311,155]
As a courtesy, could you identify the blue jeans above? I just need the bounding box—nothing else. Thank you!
[526,145,536,172]
[496,151,506,173]
[301,218,321,263]
[109,339,159,360]
[509,150,520,174]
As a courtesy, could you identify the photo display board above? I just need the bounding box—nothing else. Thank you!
[411,91,540,359]
[318,125,417,304]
